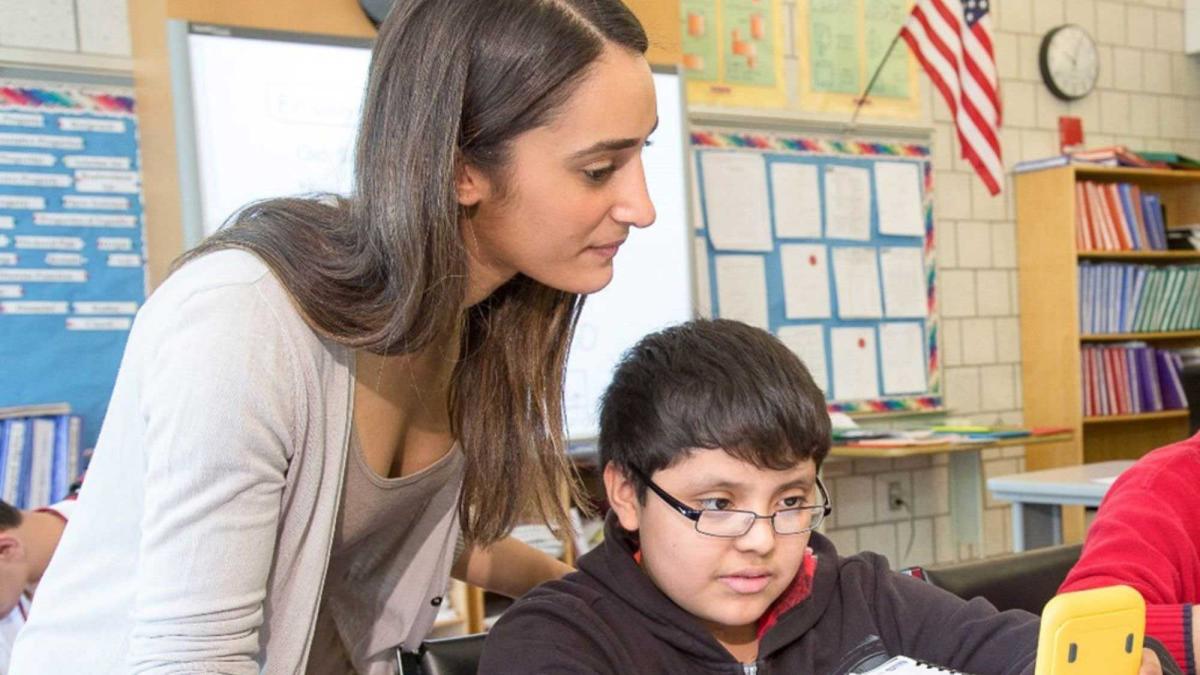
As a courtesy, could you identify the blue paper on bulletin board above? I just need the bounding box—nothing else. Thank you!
[0,84,146,452]
[691,130,940,415]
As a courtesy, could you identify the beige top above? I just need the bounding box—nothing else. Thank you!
[308,431,464,674]
[13,250,462,674]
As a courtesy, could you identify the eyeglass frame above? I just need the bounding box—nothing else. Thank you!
[632,468,833,538]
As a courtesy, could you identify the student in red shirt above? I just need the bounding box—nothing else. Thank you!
[1060,432,1200,674]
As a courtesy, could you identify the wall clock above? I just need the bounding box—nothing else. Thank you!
[1039,24,1099,101]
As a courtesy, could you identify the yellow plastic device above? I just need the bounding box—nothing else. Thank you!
[1034,585,1146,675]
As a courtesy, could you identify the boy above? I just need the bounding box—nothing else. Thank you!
[0,497,74,670]
[480,319,1162,674]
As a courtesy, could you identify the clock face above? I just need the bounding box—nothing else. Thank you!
[1039,24,1099,101]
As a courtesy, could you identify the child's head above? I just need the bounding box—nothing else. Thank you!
[599,319,831,642]
[0,501,29,615]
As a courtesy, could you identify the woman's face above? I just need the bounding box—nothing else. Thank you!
[459,44,659,300]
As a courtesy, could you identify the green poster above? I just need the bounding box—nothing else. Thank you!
[722,0,777,87]
[681,0,720,82]
[865,0,912,98]
[809,0,859,94]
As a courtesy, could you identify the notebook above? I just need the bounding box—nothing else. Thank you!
[861,655,967,674]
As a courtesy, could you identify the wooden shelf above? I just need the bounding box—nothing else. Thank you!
[1083,410,1189,425]
[1073,165,1200,182]
[1078,250,1200,261]
[1081,331,1200,342]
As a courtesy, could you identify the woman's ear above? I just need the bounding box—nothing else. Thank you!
[603,463,642,533]
[455,161,490,208]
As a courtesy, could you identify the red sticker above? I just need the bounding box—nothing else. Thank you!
[858,338,866,349]
[809,255,818,266]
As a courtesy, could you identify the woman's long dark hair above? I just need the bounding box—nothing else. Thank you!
[175,0,649,544]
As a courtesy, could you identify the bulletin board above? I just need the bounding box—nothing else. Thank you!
[682,0,924,121]
[691,128,940,414]
[0,82,146,451]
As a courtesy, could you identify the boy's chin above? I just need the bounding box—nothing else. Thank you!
[692,594,777,629]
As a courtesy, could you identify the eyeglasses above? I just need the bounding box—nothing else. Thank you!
[636,470,833,538]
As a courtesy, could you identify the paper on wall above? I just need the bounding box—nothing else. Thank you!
[715,254,769,329]
[831,326,880,401]
[879,246,927,318]
[875,161,924,236]
[770,162,822,238]
[824,165,870,241]
[780,243,832,319]
[777,324,829,395]
[879,322,927,394]
[832,246,883,318]
[701,152,773,251]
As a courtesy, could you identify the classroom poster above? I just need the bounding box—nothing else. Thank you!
[0,83,145,452]
[684,0,789,109]
[794,0,924,120]
[682,0,720,82]
[808,0,859,94]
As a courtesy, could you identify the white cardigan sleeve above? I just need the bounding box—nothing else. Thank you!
[128,276,302,673]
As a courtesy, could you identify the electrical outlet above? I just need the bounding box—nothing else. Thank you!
[887,481,905,512]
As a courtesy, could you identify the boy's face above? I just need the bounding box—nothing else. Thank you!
[0,533,28,615]
[606,450,818,644]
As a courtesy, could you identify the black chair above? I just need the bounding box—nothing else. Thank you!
[903,544,1083,615]
[1181,360,1200,435]
[397,633,487,675]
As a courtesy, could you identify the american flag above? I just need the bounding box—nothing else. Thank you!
[901,0,1003,195]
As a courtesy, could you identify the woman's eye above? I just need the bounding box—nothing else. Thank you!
[643,138,654,148]
[583,165,616,182]
[698,497,733,511]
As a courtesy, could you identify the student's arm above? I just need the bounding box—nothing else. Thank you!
[869,558,1039,675]
[129,280,299,673]
[1059,470,1199,673]
[452,536,573,598]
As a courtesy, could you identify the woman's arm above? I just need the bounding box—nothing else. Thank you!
[130,275,300,673]
[452,536,573,598]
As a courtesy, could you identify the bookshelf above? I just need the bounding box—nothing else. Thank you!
[1015,165,1199,474]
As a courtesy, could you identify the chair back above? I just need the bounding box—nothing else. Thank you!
[904,544,1083,615]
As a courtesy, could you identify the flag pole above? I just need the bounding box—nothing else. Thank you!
[846,29,904,132]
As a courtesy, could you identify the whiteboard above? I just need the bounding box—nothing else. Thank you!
[171,24,694,441]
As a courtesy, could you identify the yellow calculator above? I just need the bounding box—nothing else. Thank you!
[1034,585,1146,675]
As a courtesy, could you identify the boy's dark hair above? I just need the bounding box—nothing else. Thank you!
[599,319,831,499]
[0,501,21,531]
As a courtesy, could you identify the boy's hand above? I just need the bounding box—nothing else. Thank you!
[1139,647,1162,675]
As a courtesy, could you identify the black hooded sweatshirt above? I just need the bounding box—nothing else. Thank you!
[480,516,1040,675]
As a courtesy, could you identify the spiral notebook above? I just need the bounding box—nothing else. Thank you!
[862,655,968,674]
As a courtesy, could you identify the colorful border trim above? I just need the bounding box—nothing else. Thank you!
[692,129,941,415]
[690,130,931,158]
[0,85,134,115]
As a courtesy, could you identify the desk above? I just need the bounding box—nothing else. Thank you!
[987,460,1132,552]
[831,434,1074,552]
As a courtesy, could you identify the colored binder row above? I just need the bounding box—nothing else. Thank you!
[1074,181,1168,251]
[1081,344,1187,417]
[1078,263,1200,334]
[0,415,83,509]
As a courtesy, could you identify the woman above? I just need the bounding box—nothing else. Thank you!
[11,1,657,672]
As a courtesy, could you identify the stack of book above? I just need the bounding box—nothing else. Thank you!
[0,404,84,509]
[1078,263,1200,334]
[1167,225,1200,251]
[1074,181,1168,251]
[1080,344,1187,417]
[1013,146,1166,173]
